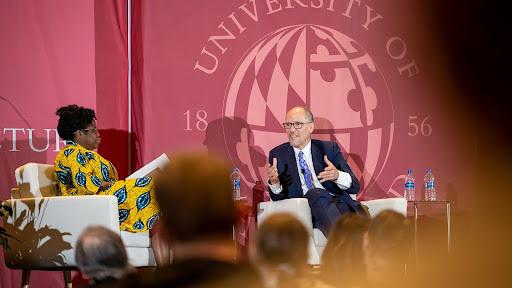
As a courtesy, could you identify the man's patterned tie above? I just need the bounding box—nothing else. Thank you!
[298,151,315,190]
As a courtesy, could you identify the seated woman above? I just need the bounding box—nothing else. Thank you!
[54,105,170,265]
[54,105,160,233]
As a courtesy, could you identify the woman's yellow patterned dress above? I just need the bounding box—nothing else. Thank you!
[54,141,159,233]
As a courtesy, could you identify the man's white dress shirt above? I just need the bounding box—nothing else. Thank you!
[269,141,352,195]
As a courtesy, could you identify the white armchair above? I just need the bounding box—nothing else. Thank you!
[257,196,407,265]
[1,163,156,288]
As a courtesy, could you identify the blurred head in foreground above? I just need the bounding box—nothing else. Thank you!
[322,213,370,287]
[75,226,134,285]
[154,152,236,260]
[364,210,412,286]
[252,213,310,288]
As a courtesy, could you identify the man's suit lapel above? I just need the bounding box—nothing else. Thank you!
[311,140,335,193]
[286,144,302,198]
[311,140,325,178]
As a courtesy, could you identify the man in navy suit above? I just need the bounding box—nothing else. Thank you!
[267,107,363,236]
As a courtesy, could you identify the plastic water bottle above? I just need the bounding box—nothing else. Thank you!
[231,168,241,200]
[404,169,416,201]
[424,168,436,201]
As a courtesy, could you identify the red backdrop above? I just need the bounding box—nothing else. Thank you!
[0,0,477,287]
[0,0,128,286]
[131,0,474,203]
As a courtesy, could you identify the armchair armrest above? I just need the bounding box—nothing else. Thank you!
[257,198,313,231]
[2,195,119,269]
[361,197,407,217]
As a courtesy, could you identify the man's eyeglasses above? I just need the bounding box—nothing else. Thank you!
[282,121,312,130]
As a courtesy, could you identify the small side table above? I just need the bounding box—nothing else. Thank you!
[409,200,452,256]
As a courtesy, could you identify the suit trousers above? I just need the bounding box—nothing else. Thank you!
[304,188,363,236]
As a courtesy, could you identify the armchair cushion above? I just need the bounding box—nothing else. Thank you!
[313,228,328,247]
[257,198,313,231]
[257,196,408,265]
[121,230,150,248]
[126,247,156,267]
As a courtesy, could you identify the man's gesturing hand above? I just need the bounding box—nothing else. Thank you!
[318,155,339,183]
[267,158,280,185]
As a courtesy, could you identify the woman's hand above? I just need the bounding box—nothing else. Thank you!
[99,181,112,192]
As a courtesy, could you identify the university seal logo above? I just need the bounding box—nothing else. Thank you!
[223,24,394,198]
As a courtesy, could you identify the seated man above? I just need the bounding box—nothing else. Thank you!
[267,106,363,236]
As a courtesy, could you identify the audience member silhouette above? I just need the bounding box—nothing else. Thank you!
[75,226,135,287]
[321,213,369,288]
[363,210,412,287]
[252,213,332,288]
[101,152,262,288]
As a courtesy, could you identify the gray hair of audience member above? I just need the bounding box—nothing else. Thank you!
[75,226,134,283]
[254,213,309,273]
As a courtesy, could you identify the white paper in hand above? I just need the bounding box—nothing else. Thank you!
[127,153,170,179]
